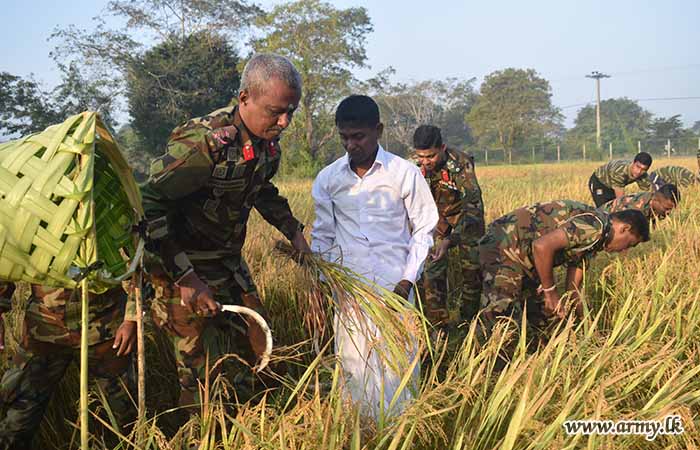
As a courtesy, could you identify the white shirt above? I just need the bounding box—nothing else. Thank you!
[311,145,438,289]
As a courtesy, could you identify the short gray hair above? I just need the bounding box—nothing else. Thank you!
[240,53,303,97]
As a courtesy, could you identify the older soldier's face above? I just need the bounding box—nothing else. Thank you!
[605,220,642,253]
[414,146,446,173]
[239,78,301,140]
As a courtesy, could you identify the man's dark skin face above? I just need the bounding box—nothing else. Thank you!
[337,122,384,174]
[630,161,650,179]
[239,78,300,140]
[414,145,447,173]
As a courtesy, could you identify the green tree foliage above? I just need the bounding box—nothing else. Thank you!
[250,0,373,175]
[0,64,116,137]
[127,32,240,156]
[467,68,562,164]
[567,98,651,158]
[373,77,478,156]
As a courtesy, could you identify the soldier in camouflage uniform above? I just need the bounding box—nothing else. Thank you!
[477,200,650,345]
[588,153,653,207]
[648,166,698,190]
[0,284,136,449]
[141,54,311,408]
[599,184,680,222]
[411,125,485,328]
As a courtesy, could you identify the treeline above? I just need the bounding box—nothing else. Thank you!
[1,0,699,180]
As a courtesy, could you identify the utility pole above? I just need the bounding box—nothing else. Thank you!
[557,143,561,162]
[586,71,611,151]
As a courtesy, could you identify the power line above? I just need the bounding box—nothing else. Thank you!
[560,96,700,110]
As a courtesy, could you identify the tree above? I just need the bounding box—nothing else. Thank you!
[127,32,240,156]
[250,0,373,174]
[467,68,562,164]
[0,65,116,137]
[372,77,477,156]
[567,98,651,158]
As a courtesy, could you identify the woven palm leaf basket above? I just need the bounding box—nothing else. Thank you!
[0,111,143,291]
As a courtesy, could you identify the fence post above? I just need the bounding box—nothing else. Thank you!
[637,141,641,153]
[485,147,489,165]
[583,143,586,161]
[667,139,671,158]
[609,142,612,160]
[557,143,561,162]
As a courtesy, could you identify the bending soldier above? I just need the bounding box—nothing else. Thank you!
[141,54,310,408]
[600,184,680,222]
[588,153,653,207]
[477,200,650,347]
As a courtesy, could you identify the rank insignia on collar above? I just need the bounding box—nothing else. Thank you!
[441,169,450,182]
[421,166,426,177]
[268,141,277,157]
[243,144,255,161]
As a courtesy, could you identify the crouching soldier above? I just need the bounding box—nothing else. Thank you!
[0,284,136,449]
[477,200,649,347]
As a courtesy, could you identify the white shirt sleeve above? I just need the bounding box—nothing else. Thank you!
[400,166,438,283]
[311,171,336,258]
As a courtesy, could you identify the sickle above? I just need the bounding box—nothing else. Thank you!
[220,304,273,372]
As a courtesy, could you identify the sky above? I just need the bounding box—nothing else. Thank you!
[2,0,699,128]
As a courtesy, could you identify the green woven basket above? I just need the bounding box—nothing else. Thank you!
[0,111,143,292]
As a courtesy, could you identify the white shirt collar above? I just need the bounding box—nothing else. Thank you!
[341,145,387,174]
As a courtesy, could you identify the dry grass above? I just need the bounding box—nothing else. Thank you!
[2,157,700,449]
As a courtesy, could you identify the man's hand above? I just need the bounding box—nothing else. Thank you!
[393,280,413,300]
[431,239,451,262]
[0,313,5,351]
[176,271,220,316]
[291,229,311,254]
[542,290,565,320]
[113,320,136,356]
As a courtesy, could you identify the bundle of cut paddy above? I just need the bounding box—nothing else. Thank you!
[0,112,143,291]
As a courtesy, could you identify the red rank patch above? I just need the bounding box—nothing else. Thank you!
[243,144,255,161]
[420,166,426,177]
[268,141,277,157]
[441,169,450,182]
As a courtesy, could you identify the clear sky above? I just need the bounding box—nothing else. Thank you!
[2,0,699,127]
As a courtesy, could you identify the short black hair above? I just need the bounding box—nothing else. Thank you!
[610,209,650,242]
[634,152,652,167]
[656,183,680,204]
[413,125,443,149]
[335,95,380,128]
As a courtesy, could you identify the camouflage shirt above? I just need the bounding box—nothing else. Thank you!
[142,105,302,281]
[649,166,697,189]
[487,200,610,278]
[412,148,485,244]
[599,192,654,220]
[0,283,133,344]
[593,159,651,190]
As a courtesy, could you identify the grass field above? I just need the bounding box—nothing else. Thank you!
[2,157,700,449]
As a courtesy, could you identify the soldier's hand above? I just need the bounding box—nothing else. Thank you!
[0,313,5,351]
[543,290,565,320]
[176,272,220,316]
[291,230,312,254]
[113,320,136,356]
[393,280,413,301]
[431,239,451,261]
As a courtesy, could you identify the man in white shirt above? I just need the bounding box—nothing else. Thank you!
[311,95,438,419]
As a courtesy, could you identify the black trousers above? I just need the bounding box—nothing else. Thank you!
[589,174,616,207]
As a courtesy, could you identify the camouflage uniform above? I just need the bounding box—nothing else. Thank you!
[478,200,610,341]
[0,284,135,449]
[599,192,654,221]
[412,149,485,327]
[142,105,303,406]
[649,166,697,190]
[589,159,652,207]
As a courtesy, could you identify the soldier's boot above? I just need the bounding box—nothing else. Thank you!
[0,345,72,450]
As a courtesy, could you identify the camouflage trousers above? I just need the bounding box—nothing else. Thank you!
[0,292,133,450]
[418,238,483,328]
[149,255,264,408]
[476,234,550,350]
